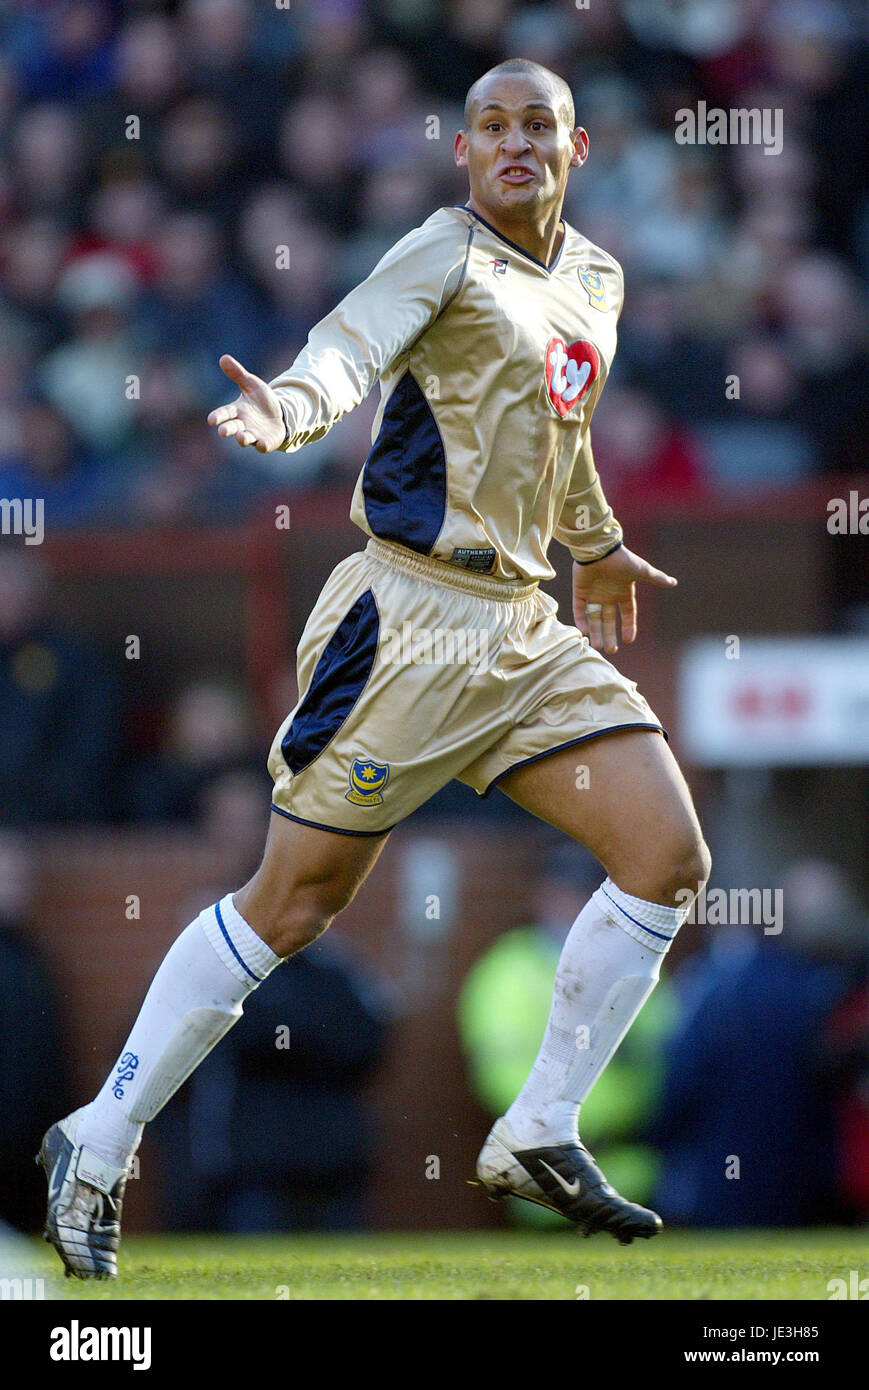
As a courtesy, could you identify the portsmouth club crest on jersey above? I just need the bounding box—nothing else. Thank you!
[544,337,600,417]
[346,756,390,806]
[578,266,608,311]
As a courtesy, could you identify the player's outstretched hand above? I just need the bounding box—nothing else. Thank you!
[207,355,286,452]
[572,546,677,654]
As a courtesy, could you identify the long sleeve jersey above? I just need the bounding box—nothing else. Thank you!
[270,203,625,583]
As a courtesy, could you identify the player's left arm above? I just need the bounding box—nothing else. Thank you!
[572,543,677,655]
[555,430,676,655]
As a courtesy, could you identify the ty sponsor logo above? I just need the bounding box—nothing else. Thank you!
[545,338,599,417]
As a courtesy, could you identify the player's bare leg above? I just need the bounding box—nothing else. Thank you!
[232,813,389,955]
[475,728,710,1241]
[500,727,708,903]
[39,814,388,1277]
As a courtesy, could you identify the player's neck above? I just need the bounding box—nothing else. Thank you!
[465,197,565,268]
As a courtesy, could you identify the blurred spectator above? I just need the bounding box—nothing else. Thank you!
[181,0,274,142]
[341,162,439,289]
[590,381,711,506]
[153,930,390,1232]
[197,765,273,880]
[11,103,88,217]
[276,95,360,235]
[292,0,371,91]
[0,831,71,1232]
[0,547,120,824]
[122,406,274,526]
[0,394,118,527]
[651,858,867,1227]
[775,253,869,474]
[696,336,818,490]
[107,14,186,124]
[617,278,729,422]
[139,212,262,397]
[8,1,115,105]
[157,96,240,222]
[85,171,165,284]
[0,216,70,329]
[237,185,339,357]
[125,680,262,822]
[39,250,142,453]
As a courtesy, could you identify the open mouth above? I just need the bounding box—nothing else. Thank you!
[498,166,535,183]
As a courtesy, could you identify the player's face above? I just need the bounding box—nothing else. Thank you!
[455,75,587,225]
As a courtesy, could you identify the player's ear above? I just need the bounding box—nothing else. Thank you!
[455,130,469,167]
[570,127,589,168]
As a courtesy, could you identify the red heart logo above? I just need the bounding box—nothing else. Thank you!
[545,337,600,417]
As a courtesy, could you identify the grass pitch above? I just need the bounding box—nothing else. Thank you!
[24,1228,869,1300]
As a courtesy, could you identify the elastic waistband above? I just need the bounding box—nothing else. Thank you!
[365,538,538,602]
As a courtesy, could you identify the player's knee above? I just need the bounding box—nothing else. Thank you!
[236,874,358,958]
[663,830,711,903]
[269,882,352,956]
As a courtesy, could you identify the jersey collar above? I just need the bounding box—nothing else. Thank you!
[457,204,568,273]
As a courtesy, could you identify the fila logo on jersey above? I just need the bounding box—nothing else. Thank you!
[545,338,600,417]
[490,258,508,276]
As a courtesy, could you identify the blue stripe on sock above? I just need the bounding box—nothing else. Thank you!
[214,899,262,983]
[601,886,674,943]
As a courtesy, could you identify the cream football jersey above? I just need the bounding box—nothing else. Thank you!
[270,204,625,583]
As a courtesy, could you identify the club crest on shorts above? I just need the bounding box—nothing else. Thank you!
[578,266,608,311]
[544,337,600,417]
[346,756,390,806]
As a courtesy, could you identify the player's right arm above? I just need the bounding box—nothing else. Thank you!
[207,215,471,454]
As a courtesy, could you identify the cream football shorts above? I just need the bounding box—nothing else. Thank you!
[268,538,664,835]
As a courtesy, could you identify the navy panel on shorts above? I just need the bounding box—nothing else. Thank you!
[281,588,380,774]
[361,370,447,554]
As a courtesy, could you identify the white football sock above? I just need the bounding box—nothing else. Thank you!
[503,877,692,1149]
[75,894,281,1169]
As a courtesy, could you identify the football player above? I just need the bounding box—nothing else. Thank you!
[40,59,709,1276]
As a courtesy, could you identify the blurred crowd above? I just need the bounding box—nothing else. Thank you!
[2,2,865,1237]
[0,0,867,831]
[0,0,865,531]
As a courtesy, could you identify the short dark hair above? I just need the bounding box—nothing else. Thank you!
[464,59,575,130]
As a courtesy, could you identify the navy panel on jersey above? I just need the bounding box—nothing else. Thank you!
[281,588,380,774]
[361,370,447,554]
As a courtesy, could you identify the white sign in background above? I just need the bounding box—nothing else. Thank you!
[678,637,869,766]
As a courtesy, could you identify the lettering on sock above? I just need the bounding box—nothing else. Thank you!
[111,1052,139,1100]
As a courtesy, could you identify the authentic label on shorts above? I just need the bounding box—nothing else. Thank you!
[450,547,497,573]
